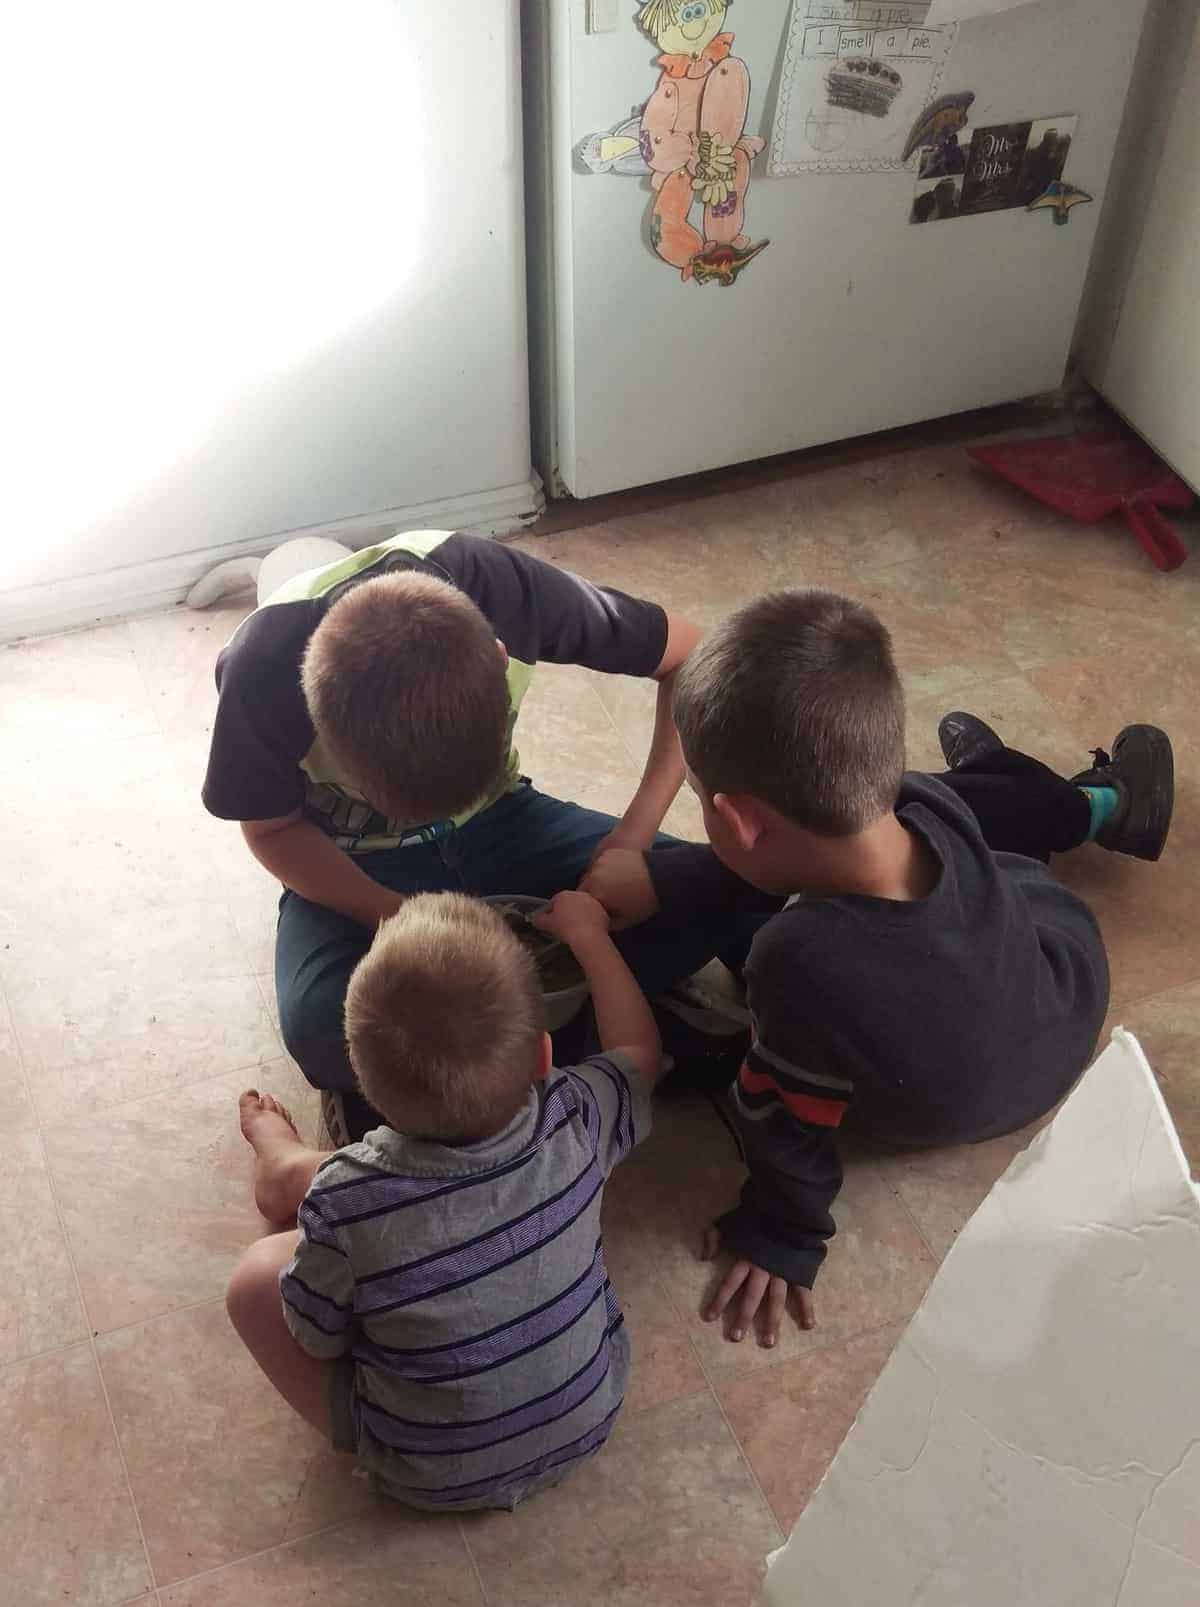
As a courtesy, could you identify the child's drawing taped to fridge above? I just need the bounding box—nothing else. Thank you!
[578,1,769,286]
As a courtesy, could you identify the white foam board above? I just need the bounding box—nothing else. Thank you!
[762,1030,1200,1607]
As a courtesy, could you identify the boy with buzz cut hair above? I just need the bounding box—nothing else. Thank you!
[227,888,663,1512]
[582,588,1174,1347]
[299,570,515,828]
[203,528,755,1145]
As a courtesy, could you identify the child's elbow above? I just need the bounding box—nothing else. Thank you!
[623,1041,664,1087]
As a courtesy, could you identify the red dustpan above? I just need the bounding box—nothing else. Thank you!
[967,431,1193,572]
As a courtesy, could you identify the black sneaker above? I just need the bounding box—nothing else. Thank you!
[1071,725,1174,862]
[938,711,1004,772]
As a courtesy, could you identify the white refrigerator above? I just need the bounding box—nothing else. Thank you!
[526,0,1151,498]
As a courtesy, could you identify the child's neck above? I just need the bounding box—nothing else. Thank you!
[779,813,938,903]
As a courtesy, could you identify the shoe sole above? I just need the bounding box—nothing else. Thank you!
[1105,724,1174,862]
[321,1091,350,1148]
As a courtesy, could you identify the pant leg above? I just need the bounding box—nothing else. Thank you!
[935,746,1090,862]
[274,836,465,1096]
[651,170,703,272]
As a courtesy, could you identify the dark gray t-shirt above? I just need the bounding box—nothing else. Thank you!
[202,530,667,850]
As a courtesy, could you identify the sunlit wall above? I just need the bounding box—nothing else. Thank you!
[3,1,531,596]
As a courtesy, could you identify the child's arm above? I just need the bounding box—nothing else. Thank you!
[581,844,785,931]
[532,890,663,1086]
[703,1120,835,1345]
[243,811,404,928]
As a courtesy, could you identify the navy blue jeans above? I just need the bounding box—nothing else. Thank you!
[275,782,761,1106]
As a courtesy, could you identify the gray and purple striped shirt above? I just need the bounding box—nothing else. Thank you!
[281,1053,650,1509]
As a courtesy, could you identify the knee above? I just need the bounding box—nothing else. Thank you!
[277,989,353,1092]
[226,1239,283,1336]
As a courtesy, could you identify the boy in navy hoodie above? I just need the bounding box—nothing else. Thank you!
[582,589,1173,1346]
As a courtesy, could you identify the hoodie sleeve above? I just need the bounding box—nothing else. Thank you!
[644,843,786,923]
[717,1103,843,1287]
[717,911,856,1287]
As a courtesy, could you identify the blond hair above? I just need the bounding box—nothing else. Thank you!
[345,894,543,1143]
[301,571,510,826]
[637,0,724,39]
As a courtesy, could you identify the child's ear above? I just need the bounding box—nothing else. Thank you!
[713,791,766,853]
[534,1032,554,1082]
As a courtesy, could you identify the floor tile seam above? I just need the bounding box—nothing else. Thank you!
[31,1117,160,1596]
[89,1292,230,1346]
[902,648,1026,693]
[679,1258,798,1541]
[252,971,285,1057]
[625,1382,713,1422]
[32,1045,286,1131]
[1109,974,1200,1015]
[1027,654,1169,746]
[871,1158,944,1268]
[697,1311,912,1537]
[0,1330,96,1372]
[583,669,648,778]
[455,1517,494,1607]
[0,1334,94,1376]
[0,976,38,1121]
[695,1307,916,1397]
[697,1356,787,1550]
[146,1510,376,1597]
[2,945,265,997]
[126,615,179,746]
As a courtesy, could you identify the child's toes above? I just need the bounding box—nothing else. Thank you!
[260,1092,298,1132]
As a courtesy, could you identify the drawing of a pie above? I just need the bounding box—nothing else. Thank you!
[826,58,903,119]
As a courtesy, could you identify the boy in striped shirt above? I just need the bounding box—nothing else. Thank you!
[226,887,662,1511]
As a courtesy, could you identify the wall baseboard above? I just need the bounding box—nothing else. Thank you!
[0,475,546,643]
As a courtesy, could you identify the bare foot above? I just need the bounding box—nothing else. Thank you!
[238,1089,312,1225]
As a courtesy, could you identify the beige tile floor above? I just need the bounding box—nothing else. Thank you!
[2,436,1198,1605]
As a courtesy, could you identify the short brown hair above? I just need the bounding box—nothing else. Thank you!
[345,893,543,1143]
[301,572,509,824]
[673,590,905,835]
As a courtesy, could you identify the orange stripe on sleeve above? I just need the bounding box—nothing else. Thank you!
[738,1064,848,1128]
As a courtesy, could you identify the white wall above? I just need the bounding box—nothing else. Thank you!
[1077,0,1200,490]
[2,1,539,637]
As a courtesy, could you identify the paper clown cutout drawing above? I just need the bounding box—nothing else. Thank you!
[579,1,768,286]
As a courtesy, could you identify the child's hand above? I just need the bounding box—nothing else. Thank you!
[531,889,611,949]
[701,1227,816,1347]
[578,849,660,931]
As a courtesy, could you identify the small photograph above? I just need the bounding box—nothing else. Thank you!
[910,175,962,224]
[958,120,1033,215]
[918,135,967,180]
[1019,115,1077,205]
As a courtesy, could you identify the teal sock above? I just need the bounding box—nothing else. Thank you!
[1080,786,1119,840]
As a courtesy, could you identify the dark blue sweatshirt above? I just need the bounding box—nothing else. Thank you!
[646,774,1110,1287]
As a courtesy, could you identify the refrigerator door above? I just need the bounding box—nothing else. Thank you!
[537,0,1149,498]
